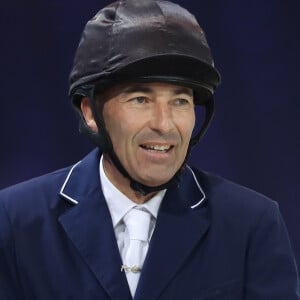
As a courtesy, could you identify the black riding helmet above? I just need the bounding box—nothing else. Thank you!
[69,0,221,195]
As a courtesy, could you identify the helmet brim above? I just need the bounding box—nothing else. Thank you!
[70,54,221,106]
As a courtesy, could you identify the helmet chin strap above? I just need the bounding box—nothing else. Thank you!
[108,145,182,196]
[75,86,214,196]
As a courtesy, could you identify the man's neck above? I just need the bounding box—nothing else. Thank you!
[102,154,157,204]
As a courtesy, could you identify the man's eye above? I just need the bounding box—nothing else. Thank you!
[174,98,190,105]
[132,96,146,104]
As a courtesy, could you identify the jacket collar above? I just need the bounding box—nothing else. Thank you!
[59,149,207,209]
[58,149,209,299]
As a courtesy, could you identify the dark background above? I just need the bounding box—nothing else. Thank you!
[1,0,299,268]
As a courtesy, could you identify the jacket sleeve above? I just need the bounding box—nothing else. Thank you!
[0,197,23,300]
[244,201,300,299]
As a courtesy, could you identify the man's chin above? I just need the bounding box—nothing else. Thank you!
[135,175,174,188]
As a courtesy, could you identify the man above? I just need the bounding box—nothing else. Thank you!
[0,0,299,299]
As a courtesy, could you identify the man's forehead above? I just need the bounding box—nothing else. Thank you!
[105,81,194,97]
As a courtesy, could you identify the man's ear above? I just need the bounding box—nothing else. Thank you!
[80,97,98,132]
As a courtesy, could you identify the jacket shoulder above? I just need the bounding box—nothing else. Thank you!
[191,167,279,221]
[0,166,73,207]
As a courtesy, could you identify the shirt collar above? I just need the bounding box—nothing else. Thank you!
[99,155,166,227]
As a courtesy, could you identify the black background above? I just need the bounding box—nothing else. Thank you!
[1,0,299,268]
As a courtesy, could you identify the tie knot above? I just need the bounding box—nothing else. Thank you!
[123,208,151,242]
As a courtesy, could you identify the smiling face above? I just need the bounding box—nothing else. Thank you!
[81,81,196,200]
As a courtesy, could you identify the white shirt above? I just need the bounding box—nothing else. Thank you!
[99,156,166,259]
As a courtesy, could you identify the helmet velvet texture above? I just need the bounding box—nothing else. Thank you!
[69,0,220,99]
[69,0,221,195]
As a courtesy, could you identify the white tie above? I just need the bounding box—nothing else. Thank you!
[122,207,151,297]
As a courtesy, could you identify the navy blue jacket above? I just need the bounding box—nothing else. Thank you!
[0,149,299,299]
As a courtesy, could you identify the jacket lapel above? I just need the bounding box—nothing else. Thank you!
[135,167,210,300]
[57,150,209,299]
[58,149,131,299]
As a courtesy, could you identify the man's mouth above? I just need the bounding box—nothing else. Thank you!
[140,144,173,153]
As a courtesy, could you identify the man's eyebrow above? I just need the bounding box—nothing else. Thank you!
[173,87,193,96]
[122,85,153,94]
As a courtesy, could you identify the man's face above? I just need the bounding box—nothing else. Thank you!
[101,82,195,187]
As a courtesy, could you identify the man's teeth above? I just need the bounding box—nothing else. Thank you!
[141,145,171,152]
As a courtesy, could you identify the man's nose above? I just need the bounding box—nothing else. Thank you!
[149,103,175,134]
